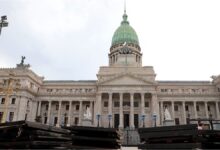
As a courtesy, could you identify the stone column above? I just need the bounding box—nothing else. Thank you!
[204,102,209,118]
[182,101,186,124]
[119,93,123,128]
[151,94,160,126]
[141,93,145,114]
[216,101,219,119]
[96,93,102,127]
[171,101,175,120]
[93,100,96,125]
[68,101,72,126]
[47,101,51,125]
[130,93,134,128]
[15,96,22,121]
[57,101,62,127]
[160,101,164,125]
[79,101,82,125]
[37,101,41,116]
[108,93,112,127]
[194,101,198,119]
[90,101,93,123]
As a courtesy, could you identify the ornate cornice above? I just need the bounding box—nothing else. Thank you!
[157,92,220,98]
[98,72,157,85]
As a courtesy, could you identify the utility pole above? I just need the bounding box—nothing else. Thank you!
[0,15,9,35]
[0,73,20,123]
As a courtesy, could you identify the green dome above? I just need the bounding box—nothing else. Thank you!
[111,13,139,46]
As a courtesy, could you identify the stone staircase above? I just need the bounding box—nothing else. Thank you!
[122,128,140,146]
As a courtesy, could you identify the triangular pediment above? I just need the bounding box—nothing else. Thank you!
[98,73,155,85]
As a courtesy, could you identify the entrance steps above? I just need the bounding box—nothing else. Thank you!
[121,128,140,146]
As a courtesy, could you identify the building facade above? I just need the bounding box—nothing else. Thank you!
[0,11,220,128]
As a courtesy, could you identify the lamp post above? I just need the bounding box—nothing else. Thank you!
[0,15,8,35]
[108,114,112,128]
[141,114,146,128]
[152,113,157,127]
[0,73,20,123]
[96,114,101,127]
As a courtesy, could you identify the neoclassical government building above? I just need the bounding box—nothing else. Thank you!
[0,11,220,129]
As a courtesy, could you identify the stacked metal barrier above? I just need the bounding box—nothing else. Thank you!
[0,121,122,149]
[0,121,72,149]
[64,126,121,149]
[138,124,220,149]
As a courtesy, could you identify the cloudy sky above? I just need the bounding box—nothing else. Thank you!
[0,0,220,81]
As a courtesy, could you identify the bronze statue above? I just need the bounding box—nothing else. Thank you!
[21,56,25,65]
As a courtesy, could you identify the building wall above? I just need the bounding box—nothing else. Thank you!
[0,66,220,128]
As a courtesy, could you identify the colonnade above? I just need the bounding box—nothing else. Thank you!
[96,92,158,128]
[37,100,94,127]
[160,101,220,125]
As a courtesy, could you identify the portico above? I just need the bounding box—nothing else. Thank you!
[96,91,157,128]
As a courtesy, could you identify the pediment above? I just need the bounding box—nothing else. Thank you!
[98,74,155,86]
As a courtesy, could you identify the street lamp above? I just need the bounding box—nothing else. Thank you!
[96,114,101,127]
[108,114,112,128]
[0,15,9,35]
[152,113,157,127]
[141,114,146,128]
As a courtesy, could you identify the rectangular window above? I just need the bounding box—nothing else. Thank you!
[74,117,79,125]
[134,102,139,107]
[0,112,3,122]
[192,89,196,93]
[161,89,168,92]
[66,105,69,110]
[1,98,5,104]
[196,105,200,111]
[47,89,53,92]
[134,114,139,128]
[114,114,119,128]
[208,105,210,111]
[64,117,68,125]
[46,105,49,111]
[3,80,7,85]
[104,101,108,107]
[175,118,180,125]
[145,102,149,107]
[54,117,58,125]
[44,117,47,124]
[76,105,79,110]
[27,100,29,107]
[123,101,130,106]
[25,113,27,120]
[174,105,178,111]
[56,105,59,110]
[114,101,119,107]
[186,117,190,124]
[11,98,16,104]
[9,112,14,122]
[185,105,189,111]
